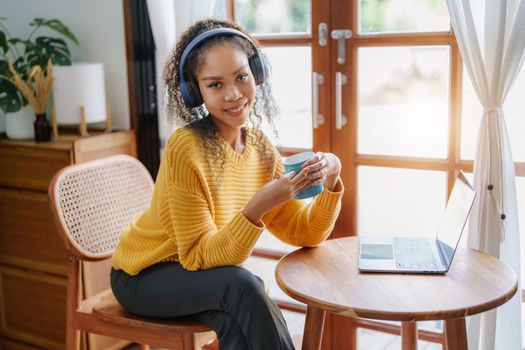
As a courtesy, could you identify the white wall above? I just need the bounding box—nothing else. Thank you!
[0,0,130,131]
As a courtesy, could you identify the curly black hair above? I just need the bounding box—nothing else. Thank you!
[163,18,280,186]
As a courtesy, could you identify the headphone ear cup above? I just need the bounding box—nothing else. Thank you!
[186,77,203,107]
[180,75,196,107]
[180,74,203,108]
[249,53,268,85]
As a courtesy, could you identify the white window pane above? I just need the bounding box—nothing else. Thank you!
[357,166,447,236]
[262,46,312,149]
[358,46,449,158]
[358,0,450,35]
[236,0,311,34]
[213,0,228,20]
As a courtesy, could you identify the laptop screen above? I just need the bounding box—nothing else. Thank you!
[436,172,476,268]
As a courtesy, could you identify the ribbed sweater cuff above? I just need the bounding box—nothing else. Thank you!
[317,178,344,210]
[229,211,265,247]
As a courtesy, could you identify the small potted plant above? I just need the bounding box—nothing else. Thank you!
[2,59,54,141]
[0,17,78,140]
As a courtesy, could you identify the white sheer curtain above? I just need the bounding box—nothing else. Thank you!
[146,0,218,151]
[446,0,525,349]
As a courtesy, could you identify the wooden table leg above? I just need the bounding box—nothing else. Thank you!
[401,321,418,350]
[302,306,326,350]
[444,317,468,350]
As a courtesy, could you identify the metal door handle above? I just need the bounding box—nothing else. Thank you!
[312,72,325,129]
[331,29,352,65]
[318,23,328,46]
[335,72,348,130]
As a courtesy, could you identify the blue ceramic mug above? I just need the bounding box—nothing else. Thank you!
[283,151,324,200]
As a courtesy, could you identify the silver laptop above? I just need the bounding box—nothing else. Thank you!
[358,171,476,274]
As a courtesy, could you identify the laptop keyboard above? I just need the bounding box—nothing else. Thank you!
[393,238,439,270]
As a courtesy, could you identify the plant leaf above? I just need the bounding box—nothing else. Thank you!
[8,38,28,45]
[0,30,7,54]
[26,36,71,67]
[13,56,29,79]
[30,18,79,45]
[0,59,25,113]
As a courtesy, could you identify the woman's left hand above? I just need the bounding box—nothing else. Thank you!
[301,152,342,191]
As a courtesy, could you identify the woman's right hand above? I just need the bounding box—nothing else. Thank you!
[242,169,312,224]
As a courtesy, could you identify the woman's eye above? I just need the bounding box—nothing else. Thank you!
[237,74,249,81]
[207,82,221,88]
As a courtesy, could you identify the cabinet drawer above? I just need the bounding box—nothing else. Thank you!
[0,265,67,350]
[0,189,68,276]
[0,144,71,191]
[0,336,46,350]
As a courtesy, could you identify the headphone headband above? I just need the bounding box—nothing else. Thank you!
[179,28,254,78]
[178,27,267,108]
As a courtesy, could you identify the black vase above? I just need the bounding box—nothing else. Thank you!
[34,113,51,142]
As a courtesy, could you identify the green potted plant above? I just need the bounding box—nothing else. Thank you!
[0,17,78,139]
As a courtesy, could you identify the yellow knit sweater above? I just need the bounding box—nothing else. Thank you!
[112,127,344,275]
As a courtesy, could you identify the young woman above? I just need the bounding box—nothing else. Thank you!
[111,18,344,350]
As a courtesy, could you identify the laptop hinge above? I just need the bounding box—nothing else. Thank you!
[436,239,453,270]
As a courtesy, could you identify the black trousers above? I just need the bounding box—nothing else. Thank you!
[111,262,295,350]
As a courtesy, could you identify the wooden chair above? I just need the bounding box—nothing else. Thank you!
[48,154,212,350]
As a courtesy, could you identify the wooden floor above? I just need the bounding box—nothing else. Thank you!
[282,310,443,350]
[356,328,443,349]
[123,308,443,349]
[126,325,443,350]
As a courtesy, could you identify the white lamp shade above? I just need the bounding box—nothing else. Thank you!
[52,63,107,125]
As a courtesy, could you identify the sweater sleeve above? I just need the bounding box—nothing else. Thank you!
[263,179,344,247]
[262,150,344,247]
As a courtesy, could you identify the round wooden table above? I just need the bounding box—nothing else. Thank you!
[275,237,518,350]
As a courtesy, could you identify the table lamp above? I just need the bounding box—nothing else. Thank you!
[51,63,111,138]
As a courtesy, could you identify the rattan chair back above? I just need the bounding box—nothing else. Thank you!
[49,154,154,260]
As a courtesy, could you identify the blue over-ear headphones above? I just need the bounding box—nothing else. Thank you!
[178,27,268,108]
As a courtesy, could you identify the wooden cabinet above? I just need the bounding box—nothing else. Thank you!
[0,131,136,350]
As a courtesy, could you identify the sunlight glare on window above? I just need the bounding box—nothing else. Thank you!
[358,46,450,158]
[236,0,311,34]
[357,166,446,236]
[358,0,450,34]
[261,46,312,149]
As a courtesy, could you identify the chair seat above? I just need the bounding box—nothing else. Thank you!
[95,298,210,333]
[86,290,211,333]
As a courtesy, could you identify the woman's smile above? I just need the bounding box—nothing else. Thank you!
[224,101,248,117]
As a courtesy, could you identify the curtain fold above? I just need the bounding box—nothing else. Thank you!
[146,0,177,151]
[446,0,525,349]
[147,0,218,151]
